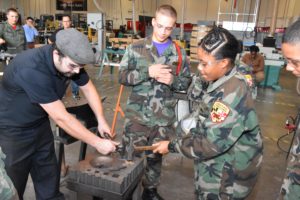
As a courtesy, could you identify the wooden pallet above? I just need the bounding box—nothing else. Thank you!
[189,25,213,61]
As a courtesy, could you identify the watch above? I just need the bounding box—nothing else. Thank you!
[168,140,177,153]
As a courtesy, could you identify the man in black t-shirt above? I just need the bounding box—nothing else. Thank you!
[48,14,81,100]
[0,28,118,199]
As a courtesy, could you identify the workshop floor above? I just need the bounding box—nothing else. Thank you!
[20,64,299,200]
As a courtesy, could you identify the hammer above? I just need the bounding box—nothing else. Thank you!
[125,137,156,161]
[133,145,156,151]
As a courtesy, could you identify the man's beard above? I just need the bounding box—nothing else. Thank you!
[62,72,75,77]
[57,56,76,78]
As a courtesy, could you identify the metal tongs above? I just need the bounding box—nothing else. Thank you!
[89,127,123,153]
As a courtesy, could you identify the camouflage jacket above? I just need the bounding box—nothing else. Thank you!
[169,67,263,162]
[119,37,191,127]
[0,147,18,200]
[280,115,300,200]
[0,22,26,54]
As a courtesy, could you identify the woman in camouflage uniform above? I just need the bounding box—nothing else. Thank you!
[154,27,263,200]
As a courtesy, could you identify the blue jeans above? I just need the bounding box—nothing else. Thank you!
[71,81,79,96]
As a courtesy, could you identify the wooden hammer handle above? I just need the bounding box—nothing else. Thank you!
[134,145,156,151]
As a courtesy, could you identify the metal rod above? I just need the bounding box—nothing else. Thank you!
[217,0,221,25]
[132,0,137,35]
[242,0,247,23]
[180,0,186,40]
[205,0,208,21]
[254,0,261,25]
[219,12,256,16]
[282,0,290,27]
[230,0,234,22]
[269,0,279,37]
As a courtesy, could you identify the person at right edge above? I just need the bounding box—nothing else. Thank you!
[153,27,263,199]
[118,4,191,200]
[279,19,300,200]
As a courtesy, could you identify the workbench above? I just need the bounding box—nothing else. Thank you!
[259,59,285,91]
[98,48,125,78]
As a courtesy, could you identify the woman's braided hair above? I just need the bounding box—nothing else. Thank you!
[198,26,240,64]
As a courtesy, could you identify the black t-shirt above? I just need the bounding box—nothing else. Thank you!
[48,28,62,43]
[0,45,89,128]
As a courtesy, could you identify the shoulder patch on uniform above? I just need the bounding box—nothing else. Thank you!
[210,101,230,123]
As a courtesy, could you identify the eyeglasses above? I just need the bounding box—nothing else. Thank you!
[285,58,300,68]
[154,21,174,32]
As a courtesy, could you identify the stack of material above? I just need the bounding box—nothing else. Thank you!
[108,38,141,49]
[190,25,212,62]
[67,153,144,200]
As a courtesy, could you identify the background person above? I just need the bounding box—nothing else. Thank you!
[48,14,72,44]
[23,16,39,49]
[241,45,265,84]
[0,8,26,54]
[0,28,118,199]
[153,27,263,200]
[119,4,191,200]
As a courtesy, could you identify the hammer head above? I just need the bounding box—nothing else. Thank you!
[125,137,135,161]
[122,135,158,161]
[115,136,134,161]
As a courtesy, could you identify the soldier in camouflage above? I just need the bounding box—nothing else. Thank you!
[0,147,18,200]
[279,19,300,200]
[153,27,263,199]
[119,4,191,200]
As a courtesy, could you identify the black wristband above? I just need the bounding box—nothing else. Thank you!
[168,140,177,153]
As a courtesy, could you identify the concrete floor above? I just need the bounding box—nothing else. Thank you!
[18,64,300,200]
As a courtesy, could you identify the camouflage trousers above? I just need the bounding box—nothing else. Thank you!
[279,177,300,200]
[194,155,262,200]
[122,118,174,189]
[0,147,18,200]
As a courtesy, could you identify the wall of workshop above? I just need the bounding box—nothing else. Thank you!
[87,0,158,28]
[75,0,300,29]
[258,0,297,28]
[0,0,55,21]
[292,0,300,20]
[1,0,300,29]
